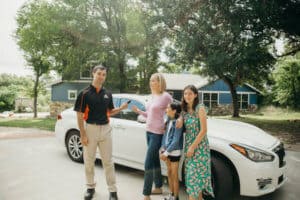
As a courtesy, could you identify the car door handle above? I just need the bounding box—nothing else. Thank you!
[114,125,125,129]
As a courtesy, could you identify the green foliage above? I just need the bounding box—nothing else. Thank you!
[0,118,56,131]
[14,0,162,93]
[272,55,300,108]
[142,0,277,116]
[0,74,33,112]
[256,0,300,56]
[0,74,50,112]
[0,87,16,112]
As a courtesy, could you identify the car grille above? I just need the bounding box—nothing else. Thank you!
[273,143,286,168]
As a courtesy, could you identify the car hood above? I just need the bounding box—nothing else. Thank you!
[207,118,278,150]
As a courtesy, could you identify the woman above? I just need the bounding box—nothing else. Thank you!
[181,85,214,200]
[160,102,183,200]
[132,73,172,200]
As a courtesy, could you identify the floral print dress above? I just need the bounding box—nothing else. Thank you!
[183,104,214,198]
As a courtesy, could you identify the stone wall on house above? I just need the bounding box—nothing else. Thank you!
[50,102,73,117]
[15,98,33,112]
[208,104,258,116]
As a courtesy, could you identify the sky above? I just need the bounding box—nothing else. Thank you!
[0,0,32,76]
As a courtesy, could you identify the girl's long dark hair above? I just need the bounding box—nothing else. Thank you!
[181,85,199,112]
[170,102,182,119]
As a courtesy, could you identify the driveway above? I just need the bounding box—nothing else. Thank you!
[0,127,299,200]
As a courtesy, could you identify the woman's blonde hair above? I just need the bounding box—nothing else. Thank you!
[151,73,167,93]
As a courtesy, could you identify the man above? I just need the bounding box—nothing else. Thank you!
[74,64,128,200]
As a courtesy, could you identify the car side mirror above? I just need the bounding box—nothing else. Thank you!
[137,114,146,123]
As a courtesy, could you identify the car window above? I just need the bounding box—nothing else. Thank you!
[119,98,145,121]
[113,97,120,108]
[112,97,121,119]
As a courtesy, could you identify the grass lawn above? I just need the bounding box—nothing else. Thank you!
[0,118,56,131]
[216,107,300,144]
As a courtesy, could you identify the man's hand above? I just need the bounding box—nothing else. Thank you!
[110,102,129,116]
[80,134,88,146]
[120,102,129,110]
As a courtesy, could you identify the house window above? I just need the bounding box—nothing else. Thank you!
[203,92,218,108]
[68,90,77,100]
[80,66,93,79]
[238,93,249,109]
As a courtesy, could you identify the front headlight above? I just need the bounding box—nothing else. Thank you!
[230,143,275,162]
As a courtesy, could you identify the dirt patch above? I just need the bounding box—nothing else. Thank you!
[284,143,300,151]
[268,131,300,151]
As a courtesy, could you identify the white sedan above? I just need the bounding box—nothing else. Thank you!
[55,93,286,200]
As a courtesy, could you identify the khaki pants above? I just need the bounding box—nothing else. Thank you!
[84,123,117,192]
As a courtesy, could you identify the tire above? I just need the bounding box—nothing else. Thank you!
[66,130,83,163]
[204,156,234,200]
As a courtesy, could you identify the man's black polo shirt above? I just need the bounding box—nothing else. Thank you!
[74,85,114,125]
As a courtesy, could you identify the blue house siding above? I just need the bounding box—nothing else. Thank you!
[201,79,229,91]
[51,82,90,102]
[166,90,182,101]
[219,93,232,104]
[215,93,258,105]
[201,79,255,93]
[249,94,257,104]
[199,79,259,106]
[236,85,254,92]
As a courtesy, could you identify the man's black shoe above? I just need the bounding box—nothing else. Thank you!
[109,192,118,200]
[84,188,95,200]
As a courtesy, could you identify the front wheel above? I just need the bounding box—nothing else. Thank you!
[204,156,234,200]
[66,130,83,163]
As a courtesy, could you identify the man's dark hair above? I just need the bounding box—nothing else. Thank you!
[92,64,107,73]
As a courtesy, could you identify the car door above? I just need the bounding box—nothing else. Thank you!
[111,97,147,170]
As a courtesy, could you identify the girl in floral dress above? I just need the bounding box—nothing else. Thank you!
[181,85,214,200]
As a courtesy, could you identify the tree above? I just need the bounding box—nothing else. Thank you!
[67,0,161,92]
[255,0,300,57]
[272,54,300,109]
[27,55,51,117]
[0,86,16,112]
[142,0,276,117]
[15,1,54,117]
[14,0,162,93]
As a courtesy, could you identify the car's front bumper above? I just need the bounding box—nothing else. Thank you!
[235,145,287,196]
[240,162,286,196]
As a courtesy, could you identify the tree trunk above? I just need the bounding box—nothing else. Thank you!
[33,73,40,118]
[223,77,239,117]
[292,77,297,109]
[118,61,126,93]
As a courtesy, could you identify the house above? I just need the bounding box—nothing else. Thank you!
[51,80,91,102]
[51,73,261,116]
[162,73,210,100]
[163,73,261,115]
[50,80,90,116]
